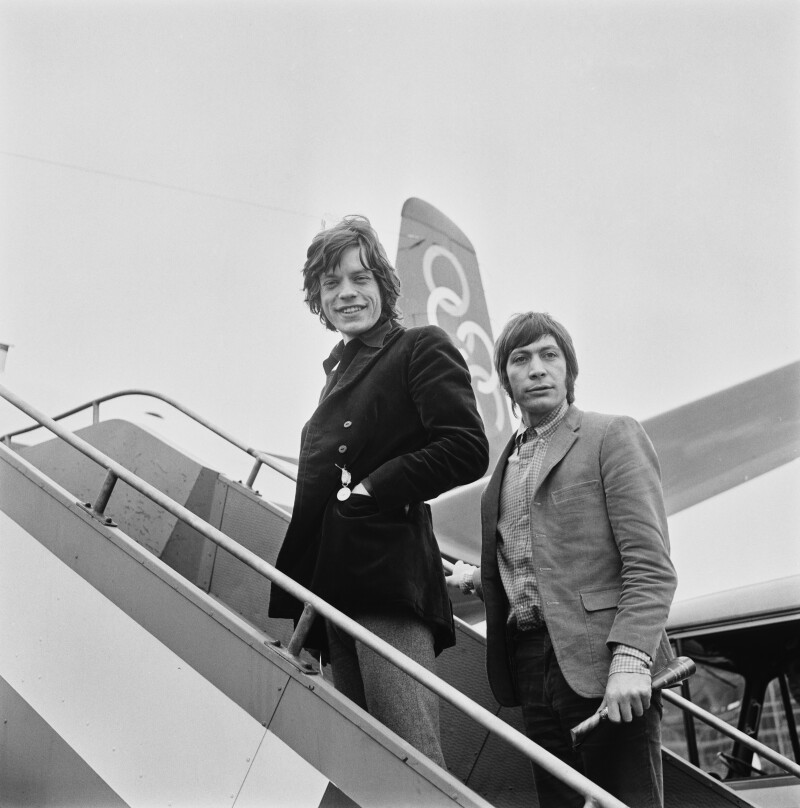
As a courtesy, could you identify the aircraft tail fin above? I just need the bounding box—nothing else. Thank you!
[394,198,512,466]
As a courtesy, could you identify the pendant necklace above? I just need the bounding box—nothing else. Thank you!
[336,464,352,501]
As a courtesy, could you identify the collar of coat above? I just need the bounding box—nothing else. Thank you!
[322,315,396,374]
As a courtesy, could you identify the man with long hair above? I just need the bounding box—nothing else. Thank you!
[269,216,489,766]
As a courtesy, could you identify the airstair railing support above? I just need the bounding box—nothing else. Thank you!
[93,469,119,516]
[247,449,296,489]
[0,383,627,808]
[0,389,297,489]
[661,689,800,779]
[286,602,317,660]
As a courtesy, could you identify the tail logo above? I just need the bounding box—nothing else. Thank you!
[422,245,509,434]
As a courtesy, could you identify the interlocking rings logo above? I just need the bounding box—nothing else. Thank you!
[423,245,508,433]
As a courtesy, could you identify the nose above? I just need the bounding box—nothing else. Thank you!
[338,278,357,298]
[528,356,546,377]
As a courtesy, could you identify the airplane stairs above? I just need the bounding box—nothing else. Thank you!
[0,421,492,808]
[0,414,760,808]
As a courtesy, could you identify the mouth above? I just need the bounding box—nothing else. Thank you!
[336,305,365,315]
[526,385,552,394]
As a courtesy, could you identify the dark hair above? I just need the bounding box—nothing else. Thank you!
[494,312,579,408]
[302,215,402,331]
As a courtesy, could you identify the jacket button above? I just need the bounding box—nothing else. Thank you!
[338,445,347,453]
[343,421,352,428]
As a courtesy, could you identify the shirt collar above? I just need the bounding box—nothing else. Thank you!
[515,399,569,449]
[357,314,394,347]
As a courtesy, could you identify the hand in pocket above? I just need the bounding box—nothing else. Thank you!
[339,492,379,517]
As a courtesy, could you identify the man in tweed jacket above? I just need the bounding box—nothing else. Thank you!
[449,312,677,807]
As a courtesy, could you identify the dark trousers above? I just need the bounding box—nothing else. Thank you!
[510,627,664,808]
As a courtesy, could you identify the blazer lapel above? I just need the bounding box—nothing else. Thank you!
[482,435,516,545]
[531,405,582,498]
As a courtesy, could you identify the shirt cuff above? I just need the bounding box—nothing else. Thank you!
[473,567,484,601]
[609,644,652,676]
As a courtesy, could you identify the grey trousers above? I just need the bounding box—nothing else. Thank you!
[325,613,446,768]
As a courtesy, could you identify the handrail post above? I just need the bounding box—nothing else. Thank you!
[675,639,699,766]
[93,469,118,515]
[778,672,800,762]
[245,457,262,489]
[92,401,100,425]
[287,603,317,659]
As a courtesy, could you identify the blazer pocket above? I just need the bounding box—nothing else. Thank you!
[552,479,601,505]
[580,587,621,611]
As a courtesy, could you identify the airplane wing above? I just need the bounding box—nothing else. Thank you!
[643,361,800,515]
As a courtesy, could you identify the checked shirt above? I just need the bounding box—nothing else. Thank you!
[496,400,568,631]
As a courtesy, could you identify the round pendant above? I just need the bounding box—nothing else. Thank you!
[337,487,351,501]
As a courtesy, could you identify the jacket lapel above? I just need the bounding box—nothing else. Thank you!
[531,404,582,498]
[482,435,516,543]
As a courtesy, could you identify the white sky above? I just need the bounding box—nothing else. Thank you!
[1,0,798,599]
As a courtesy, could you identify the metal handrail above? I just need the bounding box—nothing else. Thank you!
[662,689,800,779]
[0,388,297,489]
[0,388,453,574]
[0,382,627,808]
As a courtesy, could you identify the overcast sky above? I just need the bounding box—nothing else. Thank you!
[1,0,798,599]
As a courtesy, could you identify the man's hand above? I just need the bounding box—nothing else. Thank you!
[445,559,476,593]
[600,671,652,722]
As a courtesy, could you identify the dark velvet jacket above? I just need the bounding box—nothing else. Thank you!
[268,319,489,655]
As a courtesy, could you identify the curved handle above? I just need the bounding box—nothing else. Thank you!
[570,656,696,747]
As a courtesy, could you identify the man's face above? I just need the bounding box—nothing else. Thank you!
[320,246,383,341]
[505,335,569,425]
